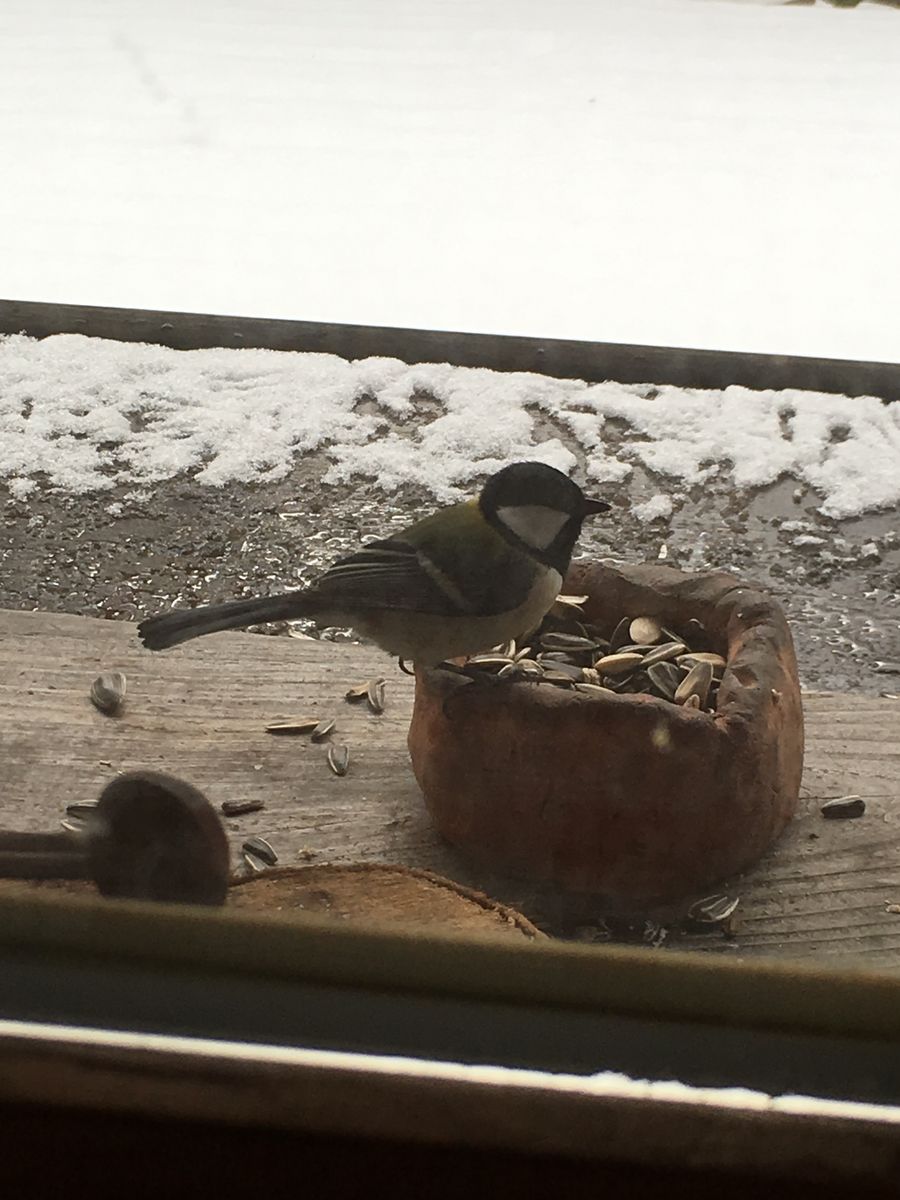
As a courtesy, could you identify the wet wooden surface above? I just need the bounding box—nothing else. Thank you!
[2,607,899,968]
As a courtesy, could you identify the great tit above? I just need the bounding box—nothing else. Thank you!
[137,461,609,666]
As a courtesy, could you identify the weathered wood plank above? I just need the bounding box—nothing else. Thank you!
[2,609,899,966]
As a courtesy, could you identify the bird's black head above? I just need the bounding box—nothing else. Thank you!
[478,461,610,574]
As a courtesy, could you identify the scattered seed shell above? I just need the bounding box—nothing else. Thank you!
[65,801,98,819]
[366,678,386,714]
[683,618,708,644]
[574,682,610,696]
[242,836,278,866]
[540,669,577,685]
[595,652,644,677]
[629,616,662,645]
[327,743,351,776]
[90,672,126,715]
[608,616,631,650]
[821,795,866,819]
[674,660,713,708]
[542,661,583,681]
[344,683,369,703]
[467,655,514,669]
[266,718,320,735]
[677,653,727,678]
[497,661,525,679]
[642,641,688,667]
[551,593,589,612]
[221,798,265,817]
[311,717,336,741]
[687,894,741,926]
[647,661,682,700]
[517,659,543,676]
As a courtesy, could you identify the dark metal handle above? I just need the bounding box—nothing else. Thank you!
[0,831,89,879]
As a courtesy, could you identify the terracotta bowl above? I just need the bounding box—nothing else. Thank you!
[407,562,804,905]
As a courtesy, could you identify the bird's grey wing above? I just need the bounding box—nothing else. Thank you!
[304,538,474,615]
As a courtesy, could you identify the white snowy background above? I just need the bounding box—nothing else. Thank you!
[1,0,898,362]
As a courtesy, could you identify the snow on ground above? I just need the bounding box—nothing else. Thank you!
[1,333,898,520]
[1,0,899,362]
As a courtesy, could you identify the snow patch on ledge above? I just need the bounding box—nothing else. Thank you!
[1,333,898,519]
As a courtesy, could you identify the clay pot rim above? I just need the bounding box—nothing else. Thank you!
[417,569,774,730]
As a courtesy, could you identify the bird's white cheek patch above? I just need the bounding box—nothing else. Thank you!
[495,505,571,551]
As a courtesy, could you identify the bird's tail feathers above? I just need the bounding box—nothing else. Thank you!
[138,592,313,651]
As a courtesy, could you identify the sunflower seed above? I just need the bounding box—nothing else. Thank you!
[609,616,631,650]
[540,669,577,685]
[682,693,702,709]
[541,660,583,681]
[674,660,713,708]
[366,678,386,714]
[90,672,126,715]
[266,717,320,735]
[60,818,87,834]
[221,798,265,817]
[539,633,599,652]
[344,682,369,703]
[311,717,336,741]
[327,743,350,776]
[242,836,278,867]
[677,652,727,672]
[65,801,99,819]
[516,658,544,676]
[552,593,589,610]
[513,643,535,661]
[642,641,688,667]
[605,673,637,692]
[647,661,682,700]
[467,655,514,669]
[497,661,526,679]
[573,682,609,696]
[688,894,741,925]
[494,639,517,658]
[595,652,644,676]
[821,795,866,819]
[629,616,662,645]
[242,851,268,873]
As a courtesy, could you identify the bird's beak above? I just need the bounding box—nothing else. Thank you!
[582,497,611,516]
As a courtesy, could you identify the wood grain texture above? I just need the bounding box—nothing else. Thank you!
[1,608,898,966]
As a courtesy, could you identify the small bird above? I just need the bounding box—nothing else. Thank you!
[137,461,609,667]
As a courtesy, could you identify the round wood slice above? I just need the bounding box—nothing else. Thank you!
[229,864,543,939]
[0,866,543,941]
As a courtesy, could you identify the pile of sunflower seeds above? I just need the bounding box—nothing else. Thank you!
[465,598,727,713]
